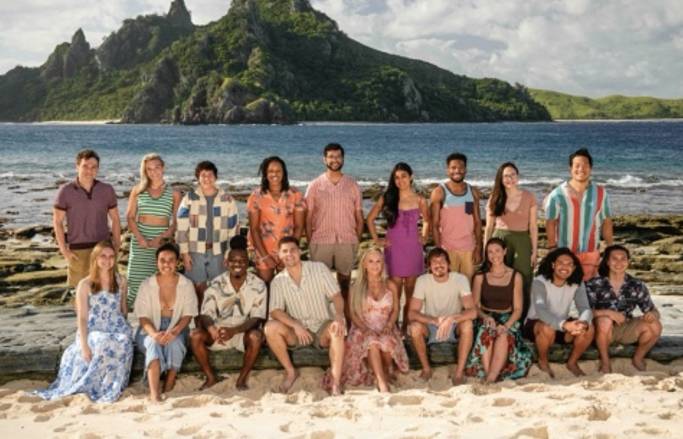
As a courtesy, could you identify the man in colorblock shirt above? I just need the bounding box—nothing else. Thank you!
[305,143,363,318]
[545,148,613,280]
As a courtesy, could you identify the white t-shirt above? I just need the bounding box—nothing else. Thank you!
[413,272,471,317]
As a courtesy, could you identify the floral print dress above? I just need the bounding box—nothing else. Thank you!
[35,290,133,403]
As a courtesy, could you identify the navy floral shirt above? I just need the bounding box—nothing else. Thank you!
[585,274,656,319]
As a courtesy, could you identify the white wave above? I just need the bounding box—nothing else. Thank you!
[605,175,683,188]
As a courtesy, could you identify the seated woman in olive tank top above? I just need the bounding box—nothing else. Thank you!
[465,238,532,382]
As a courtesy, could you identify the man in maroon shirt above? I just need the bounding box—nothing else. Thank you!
[53,149,121,287]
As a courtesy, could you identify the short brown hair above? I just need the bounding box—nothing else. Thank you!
[278,236,300,249]
[76,149,100,165]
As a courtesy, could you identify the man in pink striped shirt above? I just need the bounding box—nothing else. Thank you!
[305,143,364,318]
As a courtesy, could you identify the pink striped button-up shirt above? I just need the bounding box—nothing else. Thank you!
[305,173,362,244]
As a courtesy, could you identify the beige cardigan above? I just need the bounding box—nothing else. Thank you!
[134,273,198,330]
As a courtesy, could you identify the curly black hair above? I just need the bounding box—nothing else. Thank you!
[536,247,583,286]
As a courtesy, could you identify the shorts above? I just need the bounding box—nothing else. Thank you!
[447,249,475,281]
[185,252,226,284]
[577,251,600,281]
[309,243,358,276]
[287,320,333,350]
[209,332,246,353]
[67,247,94,287]
[427,322,458,345]
[611,317,644,345]
[522,319,569,345]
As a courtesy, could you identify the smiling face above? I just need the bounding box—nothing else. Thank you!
[429,254,450,279]
[324,149,344,172]
[227,249,249,278]
[77,157,99,183]
[570,155,592,183]
[198,169,217,193]
[486,242,507,267]
[95,247,116,272]
[552,254,576,283]
[363,250,384,278]
[606,249,629,276]
[266,160,284,190]
[157,250,178,276]
[278,242,301,268]
[447,159,466,183]
[502,165,519,190]
[393,169,412,191]
[145,158,165,185]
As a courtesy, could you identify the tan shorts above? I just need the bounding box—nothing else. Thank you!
[612,317,644,345]
[209,332,246,353]
[309,243,357,276]
[67,247,94,287]
[288,320,332,350]
[447,249,475,281]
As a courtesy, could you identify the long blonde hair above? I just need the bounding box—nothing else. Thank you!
[350,246,386,321]
[135,153,165,194]
[88,241,119,293]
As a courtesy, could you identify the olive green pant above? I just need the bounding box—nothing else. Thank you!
[492,229,532,316]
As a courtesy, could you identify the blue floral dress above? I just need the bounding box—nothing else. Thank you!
[35,290,133,403]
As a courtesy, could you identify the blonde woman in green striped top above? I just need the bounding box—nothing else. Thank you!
[126,154,181,308]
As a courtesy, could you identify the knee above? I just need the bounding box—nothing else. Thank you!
[190,329,205,345]
[458,319,473,335]
[595,317,613,334]
[246,329,264,345]
[409,322,426,339]
[648,320,663,337]
[264,321,283,339]
[535,322,554,338]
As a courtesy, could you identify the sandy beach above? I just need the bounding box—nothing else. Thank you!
[1,359,682,438]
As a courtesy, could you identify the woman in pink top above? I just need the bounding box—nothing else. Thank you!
[484,162,538,316]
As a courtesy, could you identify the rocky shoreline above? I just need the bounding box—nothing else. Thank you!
[0,214,681,307]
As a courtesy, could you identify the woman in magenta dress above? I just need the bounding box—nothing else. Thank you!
[325,247,409,392]
[368,162,430,333]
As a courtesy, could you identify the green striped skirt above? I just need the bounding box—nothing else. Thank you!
[127,223,166,308]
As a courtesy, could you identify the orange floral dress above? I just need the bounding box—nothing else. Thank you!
[246,188,305,268]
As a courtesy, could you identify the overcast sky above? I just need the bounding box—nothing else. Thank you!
[1,0,681,98]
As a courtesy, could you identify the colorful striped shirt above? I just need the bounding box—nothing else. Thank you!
[269,261,340,332]
[544,181,611,253]
[305,174,362,244]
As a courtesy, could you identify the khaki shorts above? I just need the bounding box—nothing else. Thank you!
[67,247,94,287]
[288,320,332,350]
[209,332,246,353]
[612,317,644,345]
[447,249,475,281]
[309,243,357,276]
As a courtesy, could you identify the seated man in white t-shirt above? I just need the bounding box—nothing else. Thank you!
[408,247,476,384]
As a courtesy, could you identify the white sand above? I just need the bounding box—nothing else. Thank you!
[1,359,682,438]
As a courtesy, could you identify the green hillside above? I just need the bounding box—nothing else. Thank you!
[529,89,683,120]
[0,0,549,123]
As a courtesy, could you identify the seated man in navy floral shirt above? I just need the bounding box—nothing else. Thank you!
[586,245,662,373]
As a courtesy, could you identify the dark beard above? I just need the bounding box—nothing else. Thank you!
[326,162,343,172]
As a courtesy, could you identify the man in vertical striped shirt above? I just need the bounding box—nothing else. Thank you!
[545,148,613,280]
[305,143,364,320]
[265,236,346,395]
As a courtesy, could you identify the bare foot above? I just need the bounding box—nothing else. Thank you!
[198,376,218,391]
[419,368,433,381]
[278,369,300,393]
[598,362,612,374]
[632,357,647,371]
[330,383,343,396]
[566,361,586,377]
[451,374,466,386]
[149,394,163,403]
[538,361,555,378]
[235,378,249,391]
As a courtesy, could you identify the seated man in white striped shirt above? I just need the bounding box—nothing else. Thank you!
[265,236,346,395]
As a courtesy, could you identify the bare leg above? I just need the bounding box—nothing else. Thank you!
[402,276,417,335]
[321,322,345,395]
[368,345,390,392]
[486,334,510,383]
[236,329,263,390]
[594,317,613,373]
[264,321,299,393]
[381,350,396,383]
[163,369,178,393]
[190,328,218,390]
[566,325,594,376]
[409,323,432,380]
[390,277,407,334]
[533,322,556,378]
[147,359,162,402]
[632,320,662,371]
[338,272,352,328]
[453,320,473,385]
[193,282,207,327]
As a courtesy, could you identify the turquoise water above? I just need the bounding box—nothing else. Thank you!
[1,121,682,226]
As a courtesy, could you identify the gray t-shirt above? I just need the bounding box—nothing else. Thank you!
[413,272,471,317]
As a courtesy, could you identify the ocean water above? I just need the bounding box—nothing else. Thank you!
[1,121,682,227]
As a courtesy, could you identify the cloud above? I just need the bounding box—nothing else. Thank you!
[1,0,681,98]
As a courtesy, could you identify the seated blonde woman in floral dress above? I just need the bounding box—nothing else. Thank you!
[325,247,409,392]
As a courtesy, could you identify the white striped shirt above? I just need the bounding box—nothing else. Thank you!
[270,261,340,332]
